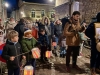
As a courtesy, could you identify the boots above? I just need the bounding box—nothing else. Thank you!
[91,68,96,75]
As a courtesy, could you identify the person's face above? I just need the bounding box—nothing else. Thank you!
[26,34,32,38]
[72,14,80,21]
[11,36,19,42]
[10,18,14,21]
[41,31,45,35]
[56,20,60,25]
[44,19,48,24]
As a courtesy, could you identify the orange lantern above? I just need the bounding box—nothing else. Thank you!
[45,51,51,58]
[52,42,57,46]
[31,48,40,59]
[24,66,33,75]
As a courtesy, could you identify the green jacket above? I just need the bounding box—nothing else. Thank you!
[21,37,37,60]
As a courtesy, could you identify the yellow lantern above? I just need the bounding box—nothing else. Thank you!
[45,51,51,58]
[24,66,33,75]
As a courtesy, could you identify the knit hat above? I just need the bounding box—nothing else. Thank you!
[24,30,32,37]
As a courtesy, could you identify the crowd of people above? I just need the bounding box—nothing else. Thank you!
[0,11,99,75]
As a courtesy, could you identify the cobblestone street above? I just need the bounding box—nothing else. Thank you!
[35,47,94,75]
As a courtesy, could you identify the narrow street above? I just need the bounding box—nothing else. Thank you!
[35,47,92,75]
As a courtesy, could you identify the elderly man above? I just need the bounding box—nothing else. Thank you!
[64,11,81,72]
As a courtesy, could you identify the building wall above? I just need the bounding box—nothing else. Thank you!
[55,0,69,6]
[55,3,69,19]
[19,2,55,21]
[55,0,100,23]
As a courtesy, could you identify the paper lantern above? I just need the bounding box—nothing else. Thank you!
[24,65,33,75]
[31,48,40,59]
[96,42,100,52]
[52,42,57,46]
[45,51,51,58]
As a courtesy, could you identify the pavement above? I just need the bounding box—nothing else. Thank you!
[1,47,100,75]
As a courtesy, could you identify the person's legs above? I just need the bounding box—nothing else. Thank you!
[8,69,14,75]
[31,59,36,75]
[66,46,72,66]
[72,46,80,66]
[14,68,20,75]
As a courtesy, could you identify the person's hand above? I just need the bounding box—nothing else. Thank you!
[22,56,26,59]
[10,56,15,61]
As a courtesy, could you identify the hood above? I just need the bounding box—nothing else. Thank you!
[96,12,100,22]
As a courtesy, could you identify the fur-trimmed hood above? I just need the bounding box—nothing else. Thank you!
[41,16,50,25]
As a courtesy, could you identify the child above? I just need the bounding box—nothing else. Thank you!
[38,29,49,63]
[78,26,87,56]
[21,30,37,75]
[1,30,25,75]
[58,34,67,58]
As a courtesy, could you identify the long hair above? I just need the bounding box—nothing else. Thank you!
[41,16,50,25]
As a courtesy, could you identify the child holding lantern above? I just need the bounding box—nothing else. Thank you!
[38,29,49,63]
[21,29,37,75]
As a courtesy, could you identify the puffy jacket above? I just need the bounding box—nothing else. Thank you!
[1,40,22,69]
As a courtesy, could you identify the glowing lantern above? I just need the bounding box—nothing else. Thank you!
[45,51,51,58]
[31,48,40,59]
[24,65,33,75]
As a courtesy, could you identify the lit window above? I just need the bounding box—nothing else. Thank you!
[41,10,45,17]
[31,10,35,18]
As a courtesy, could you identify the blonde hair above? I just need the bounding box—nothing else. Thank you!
[7,30,18,40]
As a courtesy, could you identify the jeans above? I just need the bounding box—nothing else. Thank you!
[54,37,58,49]
[8,68,20,75]
[66,46,80,66]
[60,47,66,55]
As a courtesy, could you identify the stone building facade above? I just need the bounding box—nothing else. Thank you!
[55,0,100,23]
[18,0,55,21]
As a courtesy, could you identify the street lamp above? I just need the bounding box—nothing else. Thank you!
[49,0,53,2]
[5,2,9,7]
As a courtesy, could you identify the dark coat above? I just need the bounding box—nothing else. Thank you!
[38,34,49,47]
[1,40,22,69]
[54,24,62,38]
[14,23,26,42]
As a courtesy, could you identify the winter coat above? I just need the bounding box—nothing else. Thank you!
[38,23,51,36]
[14,23,26,42]
[54,24,62,38]
[63,19,81,46]
[1,40,22,69]
[21,37,37,61]
[58,35,67,47]
[38,34,49,47]
[6,21,16,30]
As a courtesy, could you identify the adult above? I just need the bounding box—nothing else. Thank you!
[53,19,62,56]
[39,16,51,51]
[14,18,26,43]
[85,12,100,75]
[6,17,16,31]
[63,11,81,72]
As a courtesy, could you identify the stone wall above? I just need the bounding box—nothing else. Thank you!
[55,0,100,23]
[55,3,69,19]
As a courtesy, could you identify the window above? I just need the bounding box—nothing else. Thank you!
[51,11,55,18]
[31,10,35,18]
[41,10,45,17]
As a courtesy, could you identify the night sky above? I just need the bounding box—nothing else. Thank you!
[6,0,54,17]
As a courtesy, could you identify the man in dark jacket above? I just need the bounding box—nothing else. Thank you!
[85,12,100,75]
[1,30,24,75]
[14,18,26,43]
